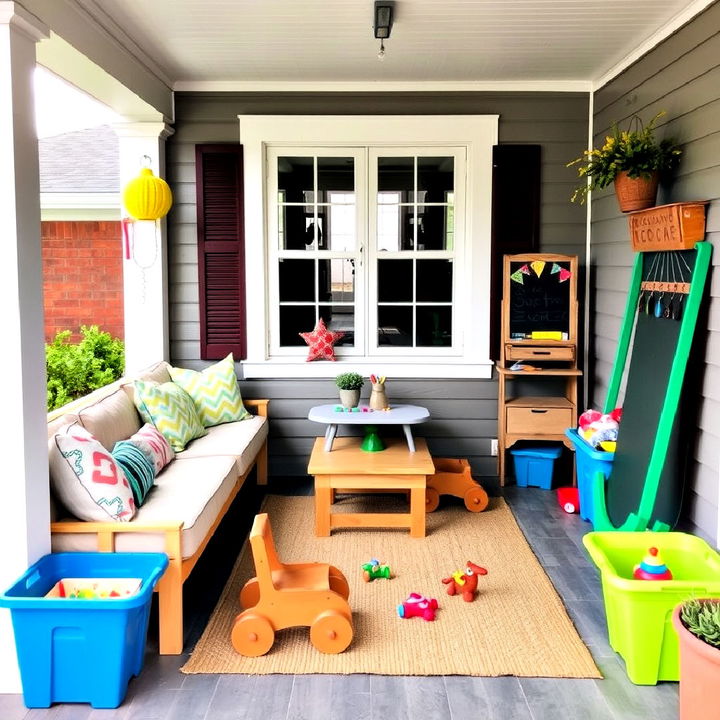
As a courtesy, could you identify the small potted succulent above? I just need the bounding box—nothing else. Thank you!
[335,372,364,409]
[567,111,682,212]
[672,598,720,719]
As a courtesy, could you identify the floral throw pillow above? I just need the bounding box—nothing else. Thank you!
[126,423,175,474]
[50,424,136,522]
[169,353,251,427]
[133,380,207,452]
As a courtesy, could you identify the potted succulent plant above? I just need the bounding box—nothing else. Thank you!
[568,111,682,212]
[672,598,720,719]
[335,372,364,409]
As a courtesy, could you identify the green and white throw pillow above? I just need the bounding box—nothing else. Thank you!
[133,380,207,452]
[169,353,250,428]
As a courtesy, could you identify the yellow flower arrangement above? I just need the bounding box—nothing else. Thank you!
[567,112,682,203]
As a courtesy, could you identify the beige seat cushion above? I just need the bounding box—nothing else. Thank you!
[176,415,268,476]
[135,360,173,385]
[51,454,238,559]
[78,389,142,451]
[120,361,173,403]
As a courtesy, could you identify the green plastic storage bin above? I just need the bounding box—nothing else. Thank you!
[583,531,720,685]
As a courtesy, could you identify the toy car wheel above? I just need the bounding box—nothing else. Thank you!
[563,501,577,514]
[425,487,440,513]
[328,566,350,599]
[464,485,489,513]
[310,610,353,654]
[239,578,260,609]
[231,612,275,657]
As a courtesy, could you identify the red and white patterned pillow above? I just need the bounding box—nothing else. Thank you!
[299,318,345,362]
[126,423,175,474]
[50,424,136,522]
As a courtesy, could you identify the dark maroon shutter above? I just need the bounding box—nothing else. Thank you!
[195,144,246,360]
[490,144,541,360]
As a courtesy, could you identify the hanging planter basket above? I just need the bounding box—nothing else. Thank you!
[614,170,659,213]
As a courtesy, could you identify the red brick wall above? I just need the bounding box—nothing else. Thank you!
[42,221,124,342]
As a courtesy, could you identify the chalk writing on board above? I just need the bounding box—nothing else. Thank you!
[508,261,570,337]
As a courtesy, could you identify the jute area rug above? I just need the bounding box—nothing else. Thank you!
[182,494,600,678]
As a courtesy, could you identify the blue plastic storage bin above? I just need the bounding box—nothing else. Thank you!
[510,445,562,489]
[0,552,167,709]
[565,428,615,524]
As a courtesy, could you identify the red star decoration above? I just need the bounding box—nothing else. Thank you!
[299,318,344,362]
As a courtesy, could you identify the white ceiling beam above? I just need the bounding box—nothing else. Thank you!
[174,80,593,93]
[17,0,173,121]
[36,32,166,123]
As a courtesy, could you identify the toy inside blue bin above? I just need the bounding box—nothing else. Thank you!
[510,444,562,489]
[0,552,168,709]
[565,428,615,524]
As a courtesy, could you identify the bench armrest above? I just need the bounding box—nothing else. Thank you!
[245,398,269,417]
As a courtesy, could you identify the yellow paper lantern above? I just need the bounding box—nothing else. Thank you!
[123,167,173,221]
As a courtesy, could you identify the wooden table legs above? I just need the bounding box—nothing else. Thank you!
[313,473,427,538]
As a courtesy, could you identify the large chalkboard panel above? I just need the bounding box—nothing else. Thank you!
[502,255,577,342]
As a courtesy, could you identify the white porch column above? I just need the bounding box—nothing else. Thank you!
[115,122,174,375]
[0,1,49,693]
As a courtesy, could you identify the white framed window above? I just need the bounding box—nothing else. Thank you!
[239,115,498,378]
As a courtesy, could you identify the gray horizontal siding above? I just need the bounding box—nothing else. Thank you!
[591,2,720,543]
[239,378,501,478]
[167,91,588,478]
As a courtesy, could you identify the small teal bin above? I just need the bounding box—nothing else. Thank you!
[0,552,167,709]
[510,445,562,489]
[565,428,615,524]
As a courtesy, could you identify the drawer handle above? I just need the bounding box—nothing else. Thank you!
[531,350,551,355]
[530,409,548,414]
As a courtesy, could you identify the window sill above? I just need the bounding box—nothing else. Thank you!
[241,359,494,380]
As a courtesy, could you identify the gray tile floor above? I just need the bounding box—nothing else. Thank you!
[0,480,680,720]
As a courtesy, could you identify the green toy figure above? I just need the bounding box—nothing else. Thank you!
[362,558,392,582]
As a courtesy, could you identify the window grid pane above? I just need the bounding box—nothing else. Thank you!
[375,156,455,348]
[275,154,359,349]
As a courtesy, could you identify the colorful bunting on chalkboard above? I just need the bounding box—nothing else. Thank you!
[531,260,546,277]
[519,264,531,275]
[510,269,524,284]
[551,263,562,274]
[559,268,572,283]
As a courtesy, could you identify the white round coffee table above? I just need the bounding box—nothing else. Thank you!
[308,403,430,452]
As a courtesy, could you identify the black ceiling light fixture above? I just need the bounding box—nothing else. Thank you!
[374,1,394,61]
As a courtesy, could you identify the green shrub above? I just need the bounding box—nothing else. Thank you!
[46,325,125,411]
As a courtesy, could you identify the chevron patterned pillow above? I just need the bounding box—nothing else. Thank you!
[133,380,207,452]
[169,353,251,428]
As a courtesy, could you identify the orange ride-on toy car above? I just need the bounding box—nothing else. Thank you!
[231,513,353,657]
[426,458,489,513]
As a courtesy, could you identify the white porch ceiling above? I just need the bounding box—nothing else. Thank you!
[73,0,710,88]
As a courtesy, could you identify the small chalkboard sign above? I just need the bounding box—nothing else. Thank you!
[502,254,578,342]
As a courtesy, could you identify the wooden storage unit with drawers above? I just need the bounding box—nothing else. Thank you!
[497,254,581,485]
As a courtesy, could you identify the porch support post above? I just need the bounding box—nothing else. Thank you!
[0,1,49,693]
[115,122,174,374]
